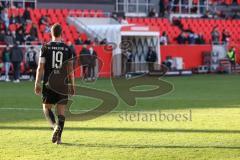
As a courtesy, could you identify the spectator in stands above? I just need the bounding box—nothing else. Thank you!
[29,23,38,41]
[10,13,18,24]
[146,46,157,72]
[176,32,187,44]
[195,33,205,44]
[227,47,236,71]
[1,8,9,29]
[16,29,25,44]
[218,11,226,19]
[160,31,168,45]
[4,30,14,45]
[2,45,11,81]
[17,24,26,35]
[222,29,230,45]
[89,46,97,81]
[183,25,196,44]
[0,21,5,32]
[148,8,157,17]
[0,30,5,43]
[93,37,100,45]
[201,10,210,18]
[39,15,49,26]
[183,24,193,33]
[12,30,16,41]
[44,25,51,33]
[172,17,183,29]
[84,38,92,45]
[23,7,31,23]
[211,26,220,45]
[75,36,83,45]
[10,42,23,83]
[100,38,107,45]
[17,11,25,24]
[188,32,197,44]
[232,12,240,19]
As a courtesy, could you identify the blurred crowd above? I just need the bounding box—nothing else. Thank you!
[0,6,39,45]
[158,17,231,45]
[147,0,240,19]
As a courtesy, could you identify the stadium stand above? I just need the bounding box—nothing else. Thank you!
[3,7,240,46]
[6,8,105,44]
[127,17,239,45]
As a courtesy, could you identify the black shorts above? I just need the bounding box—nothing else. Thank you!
[42,84,68,105]
[29,62,37,70]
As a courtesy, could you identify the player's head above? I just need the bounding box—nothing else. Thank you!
[51,23,62,39]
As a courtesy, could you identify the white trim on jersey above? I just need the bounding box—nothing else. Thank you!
[40,57,46,63]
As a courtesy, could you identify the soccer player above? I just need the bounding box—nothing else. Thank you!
[34,23,75,144]
[26,46,37,81]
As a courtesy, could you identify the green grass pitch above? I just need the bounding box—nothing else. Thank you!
[0,75,240,160]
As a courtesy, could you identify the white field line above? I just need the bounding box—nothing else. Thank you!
[0,107,240,115]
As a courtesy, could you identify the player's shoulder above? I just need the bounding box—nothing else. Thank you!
[41,42,52,51]
[41,41,71,52]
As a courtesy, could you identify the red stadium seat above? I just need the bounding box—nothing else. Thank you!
[47,9,55,15]
[62,9,69,17]
[225,0,233,4]
[96,10,104,17]
[83,9,90,17]
[40,9,47,15]
[9,24,16,32]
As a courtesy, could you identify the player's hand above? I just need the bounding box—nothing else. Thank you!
[69,85,76,96]
[34,84,42,96]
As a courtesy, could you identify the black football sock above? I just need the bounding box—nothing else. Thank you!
[43,108,56,128]
[57,115,65,138]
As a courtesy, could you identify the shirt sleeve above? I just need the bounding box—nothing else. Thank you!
[39,45,46,63]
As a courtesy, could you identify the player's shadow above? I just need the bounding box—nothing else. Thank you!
[60,143,240,150]
[1,126,240,134]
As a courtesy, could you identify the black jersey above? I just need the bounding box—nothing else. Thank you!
[26,49,37,63]
[40,41,73,93]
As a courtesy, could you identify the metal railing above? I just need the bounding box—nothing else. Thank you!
[67,16,105,43]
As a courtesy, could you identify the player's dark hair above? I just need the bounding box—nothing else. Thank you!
[51,23,62,37]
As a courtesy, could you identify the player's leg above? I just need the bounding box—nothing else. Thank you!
[87,65,91,80]
[29,68,33,81]
[42,104,56,129]
[12,62,17,81]
[32,64,37,80]
[57,104,65,140]
[4,62,10,81]
[52,104,65,144]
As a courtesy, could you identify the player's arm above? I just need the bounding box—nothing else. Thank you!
[34,60,45,95]
[34,47,46,95]
[68,59,75,95]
